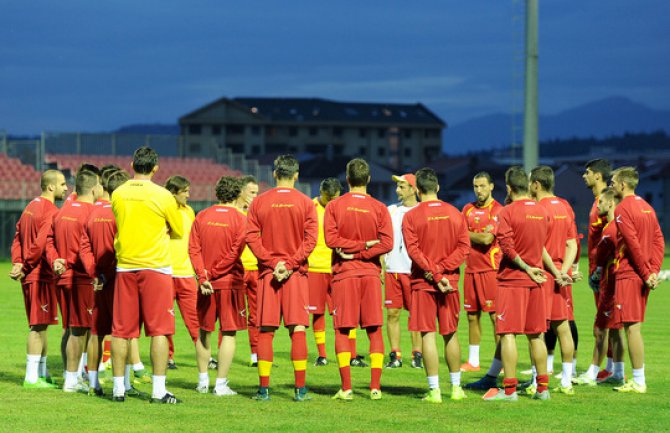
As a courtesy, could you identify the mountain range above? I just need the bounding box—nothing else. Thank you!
[443,96,670,154]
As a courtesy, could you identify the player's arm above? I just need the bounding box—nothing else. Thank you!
[286,200,318,271]
[402,213,441,280]
[9,221,24,279]
[188,217,208,283]
[210,217,247,280]
[324,204,366,252]
[438,214,471,272]
[615,206,652,281]
[44,216,64,273]
[245,199,281,269]
[355,206,394,260]
[650,214,665,275]
[79,228,97,279]
[469,231,494,245]
[164,196,184,240]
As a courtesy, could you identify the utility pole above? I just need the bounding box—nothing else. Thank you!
[523,0,539,172]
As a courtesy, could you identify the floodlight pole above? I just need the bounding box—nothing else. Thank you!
[523,0,538,172]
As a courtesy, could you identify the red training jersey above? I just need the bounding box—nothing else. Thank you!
[462,200,502,273]
[403,200,470,291]
[595,220,618,290]
[324,191,393,282]
[588,196,607,274]
[245,187,318,278]
[11,197,59,282]
[496,198,549,286]
[46,200,96,285]
[613,195,665,281]
[189,204,247,290]
[538,196,577,268]
[80,200,117,282]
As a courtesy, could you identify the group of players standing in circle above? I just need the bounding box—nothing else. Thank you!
[10,148,663,404]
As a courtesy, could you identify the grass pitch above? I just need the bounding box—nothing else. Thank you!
[2,259,669,433]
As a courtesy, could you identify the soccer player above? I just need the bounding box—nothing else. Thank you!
[609,166,664,393]
[573,188,626,386]
[403,168,470,403]
[308,177,342,366]
[165,176,200,370]
[46,168,103,392]
[110,146,184,404]
[245,155,318,402]
[237,175,260,367]
[10,169,68,388]
[324,158,393,401]
[190,176,247,396]
[483,166,551,401]
[384,173,422,369]
[529,166,578,394]
[461,172,503,372]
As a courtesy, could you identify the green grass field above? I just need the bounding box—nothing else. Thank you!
[2,259,669,433]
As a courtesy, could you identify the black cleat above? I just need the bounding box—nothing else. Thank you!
[350,355,368,368]
[251,386,270,401]
[411,352,424,369]
[314,356,328,366]
[112,394,126,403]
[150,392,182,404]
[207,358,218,370]
[385,351,402,368]
[167,359,177,370]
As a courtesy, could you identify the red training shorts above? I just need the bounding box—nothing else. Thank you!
[58,280,95,328]
[496,283,546,335]
[409,288,460,335]
[331,275,383,329]
[594,276,621,330]
[256,272,310,327]
[384,272,412,310]
[308,272,332,315]
[244,270,259,327]
[91,279,115,336]
[22,280,59,327]
[463,271,497,313]
[615,276,649,324]
[198,288,247,332]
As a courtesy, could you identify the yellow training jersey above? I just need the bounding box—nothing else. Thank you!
[239,208,258,271]
[307,197,332,274]
[170,205,196,277]
[112,179,184,272]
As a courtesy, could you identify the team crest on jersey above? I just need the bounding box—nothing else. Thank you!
[474,216,480,224]
[485,300,493,308]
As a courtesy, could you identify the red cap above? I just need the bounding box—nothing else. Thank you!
[391,173,416,189]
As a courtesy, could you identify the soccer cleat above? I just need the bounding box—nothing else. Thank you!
[450,385,467,401]
[213,384,238,396]
[293,386,311,402]
[385,352,402,368]
[370,389,382,400]
[411,352,424,369]
[208,358,218,370]
[314,356,328,367]
[251,387,270,401]
[112,394,126,403]
[63,380,89,393]
[249,361,258,368]
[150,392,182,404]
[524,384,537,396]
[133,368,152,384]
[482,388,518,402]
[552,385,575,395]
[460,362,481,372]
[531,390,551,400]
[613,380,647,394]
[596,369,613,382]
[167,359,177,370]
[125,386,149,399]
[88,387,104,397]
[572,373,597,386]
[332,389,353,401]
[421,388,442,403]
[195,384,209,394]
[23,378,58,389]
[350,355,368,368]
[464,375,497,390]
[599,375,625,386]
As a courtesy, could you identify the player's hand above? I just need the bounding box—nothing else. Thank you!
[437,277,454,293]
[571,266,583,282]
[9,263,24,280]
[526,267,547,284]
[200,281,214,295]
[365,239,380,250]
[424,272,434,282]
[273,261,291,282]
[335,248,354,260]
[555,272,573,287]
[92,277,104,292]
[53,258,66,276]
[646,273,659,290]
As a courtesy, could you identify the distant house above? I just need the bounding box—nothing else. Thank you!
[178,97,445,172]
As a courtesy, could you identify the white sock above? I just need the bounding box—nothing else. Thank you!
[572,358,577,376]
[65,371,79,388]
[25,354,41,383]
[427,375,439,389]
[250,353,258,363]
[113,376,125,396]
[632,367,645,386]
[39,356,48,378]
[487,357,503,377]
[468,345,480,367]
[78,353,87,376]
[531,365,537,386]
[547,354,554,373]
[450,372,461,387]
[198,372,209,387]
[586,364,599,380]
[613,362,625,379]
[561,362,572,387]
[605,357,614,372]
[98,362,105,373]
[124,365,132,390]
[153,375,167,398]
[215,377,228,389]
[133,362,145,372]
[89,371,99,389]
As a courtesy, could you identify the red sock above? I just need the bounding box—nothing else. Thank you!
[291,330,307,388]
[336,330,352,390]
[248,326,259,355]
[167,334,174,358]
[257,331,274,387]
[349,331,357,360]
[606,344,613,359]
[536,374,549,393]
[313,315,327,358]
[368,327,384,390]
[503,378,518,395]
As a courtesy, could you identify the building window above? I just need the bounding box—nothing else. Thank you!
[251,126,261,135]
[333,127,343,138]
[359,146,367,156]
[251,145,261,154]
[403,129,412,139]
[189,142,201,153]
[211,125,221,135]
[424,128,440,138]
[359,128,367,138]
[226,124,245,135]
[378,147,386,157]
[377,128,386,138]
[189,124,201,135]
[289,127,298,137]
[306,144,325,154]
[309,127,318,136]
[404,147,412,157]
[229,143,244,153]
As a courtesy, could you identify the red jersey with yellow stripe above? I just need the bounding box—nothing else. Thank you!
[462,200,502,273]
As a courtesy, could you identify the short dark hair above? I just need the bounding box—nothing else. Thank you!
[505,166,529,194]
[473,171,493,184]
[132,146,159,175]
[585,159,612,182]
[274,155,299,180]
[529,165,554,192]
[77,163,101,176]
[75,170,100,195]
[165,175,190,194]
[415,168,439,194]
[101,167,120,194]
[215,176,242,203]
[346,158,370,187]
[601,187,620,204]
[107,170,130,194]
[320,177,342,197]
[239,175,258,187]
[40,170,63,192]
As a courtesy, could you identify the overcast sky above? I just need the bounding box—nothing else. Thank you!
[1,1,668,134]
